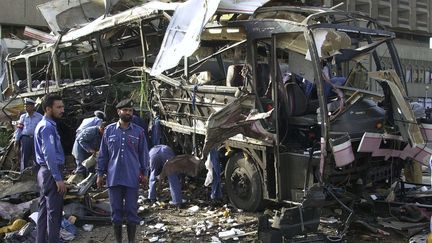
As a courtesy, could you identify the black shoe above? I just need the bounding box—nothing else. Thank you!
[113,224,122,243]
[144,198,156,204]
[172,203,187,210]
[210,199,224,208]
[127,224,137,243]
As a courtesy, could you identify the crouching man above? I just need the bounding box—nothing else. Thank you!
[147,145,184,207]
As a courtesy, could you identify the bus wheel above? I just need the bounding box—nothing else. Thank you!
[225,153,263,212]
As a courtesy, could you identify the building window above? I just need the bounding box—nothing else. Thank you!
[426,98,432,109]
[418,97,425,106]
[425,68,431,84]
[406,65,412,83]
[419,66,425,83]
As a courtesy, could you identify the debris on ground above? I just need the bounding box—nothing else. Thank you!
[0,1,431,243]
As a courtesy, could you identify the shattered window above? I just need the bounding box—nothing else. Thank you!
[28,53,51,91]
[9,51,52,92]
[58,43,104,82]
[10,59,26,84]
[274,33,315,85]
[184,38,248,87]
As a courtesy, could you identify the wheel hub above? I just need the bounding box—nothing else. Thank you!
[231,168,251,199]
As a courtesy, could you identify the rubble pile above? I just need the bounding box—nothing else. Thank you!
[0,172,261,242]
[1,169,431,243]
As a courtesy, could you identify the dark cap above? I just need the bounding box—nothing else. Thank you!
[116,98,134,109]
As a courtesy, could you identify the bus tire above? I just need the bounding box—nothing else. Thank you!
[225,152,264,212]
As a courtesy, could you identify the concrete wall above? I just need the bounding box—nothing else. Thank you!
[372,39,432,98]
[329,0,432,105]
[394,39,432,62]
[0,0,50,27]
[334,0,432,35]
[392,39,432,98]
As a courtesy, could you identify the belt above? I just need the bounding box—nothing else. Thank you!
[22,135,34,138]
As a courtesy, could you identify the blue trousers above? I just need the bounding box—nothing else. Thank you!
[148,168,182,204]
[74,158,95,175]
[148,153,182,204]
[210,148,222,200]
[36,166,63,243]
[108,185,140,225]
[74,158,86,175]
[20,135,35,172]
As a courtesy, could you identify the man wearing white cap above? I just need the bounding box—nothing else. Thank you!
[76,110,106,136]
[67,110,106,183]
[14,98,43,172]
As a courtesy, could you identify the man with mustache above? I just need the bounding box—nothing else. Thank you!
[14,97,43,173]
[97,98,149,243]
[34,94,66,243]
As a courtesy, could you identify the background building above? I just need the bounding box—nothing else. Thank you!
[0,0,50,51]
[0,0,50,101]
[326,0,432,107]
[2,1,432,106]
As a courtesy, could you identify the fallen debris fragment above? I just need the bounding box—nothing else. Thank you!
[0,219,27,234]
[187,205,200,213]
[82,224,94,232]
[218,228,246,239]
[354,220,390,236]
[149,236,159,242]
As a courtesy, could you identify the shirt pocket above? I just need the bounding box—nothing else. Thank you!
[108,136,117,150]
[127,136,139,151]
[23,119,30,128]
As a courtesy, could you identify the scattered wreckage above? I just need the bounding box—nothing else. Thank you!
[1,0,432,242]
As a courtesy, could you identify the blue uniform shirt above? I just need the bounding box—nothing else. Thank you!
[132,114,151,148]
[97,122,149,188]
[149,145,175,175]
[34,116,65,181]
[15,112,43,142]
[76,116,103,135]
[72,126,102,162]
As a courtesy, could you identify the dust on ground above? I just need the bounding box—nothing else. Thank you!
[0,172,421,243]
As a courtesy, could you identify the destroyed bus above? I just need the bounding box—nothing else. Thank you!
[3,1,431,212]
[146,3,432,211]
[1,2,175,154]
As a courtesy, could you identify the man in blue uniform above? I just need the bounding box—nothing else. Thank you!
[14,98,43,172]
[209,148,222,201]
[148,145,183,206]
[76,110,105,135]
[34,94,66,243]
[72,123,107,177]
[132,111,151,148]
[151,116,161,146]
[97,98,149,243]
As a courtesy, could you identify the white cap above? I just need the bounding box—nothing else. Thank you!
[24,98,36,104]
[94,110,106,120]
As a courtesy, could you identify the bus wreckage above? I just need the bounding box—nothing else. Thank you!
[2,0,432,222]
